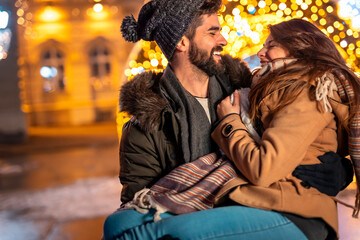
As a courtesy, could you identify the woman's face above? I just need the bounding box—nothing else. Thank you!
[257,34,290,66]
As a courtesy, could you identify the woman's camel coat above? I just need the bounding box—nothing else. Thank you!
[212,79,349,237]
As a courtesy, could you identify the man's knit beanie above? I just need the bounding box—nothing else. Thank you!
[121,0,206,60]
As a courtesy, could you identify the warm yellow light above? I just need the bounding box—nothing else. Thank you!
[162,59,168,67]
[25,12,33,20]
[333,35,340,42]
[284,8,292,15]
[318,9,325,17]
[93,3,103,13]
[356,48,360,56]
[223,25,231,34]
[256,23,264,32]
[72,8,80,17]
[87,6,109,20]
[131,67,139,76]
[326,6,333,13]
[319,18,326,26]
[129,60,137,68]
[340,40,348,48]
[258,1,266,8]
[276,10,284,17]
[347,29,353,36]
[311,14,318,21]
[291,4,298,11]
[279,3,287,10]
[233,41,243,50]
[327,26,334,33]
[240,0,248,5]
[125,69,132,77]
[17,17,25,25]
[296,10,304,18]
[321,29,329,36]
[151,59,159,67]
[349,43,355,51]
[311,6,318,13]
[232,7,240,15]
[39,6,62,22]
[315,0,323,7]
[17,8,24,17]
[339,32,346,39]
[301,3,308,10]
[258,8,266,15]
[270,3,278,11]
[225,14,232,22]
[354,32,359,38]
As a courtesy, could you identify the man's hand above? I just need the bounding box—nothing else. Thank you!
[292,151,354,196]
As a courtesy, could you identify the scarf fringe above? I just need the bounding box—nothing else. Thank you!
[315,73,338,113]
[353,188,360,218]
[122,188,169,222]
[238,88,261,144]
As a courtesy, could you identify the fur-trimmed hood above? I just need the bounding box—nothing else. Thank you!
[119,54,252,131]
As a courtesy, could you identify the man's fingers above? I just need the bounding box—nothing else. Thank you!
[233,90,240,106]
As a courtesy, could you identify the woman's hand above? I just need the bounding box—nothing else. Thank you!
[217,90,241,119]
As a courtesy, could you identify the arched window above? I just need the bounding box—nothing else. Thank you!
[89,43,111,89]
[40,47,65,93]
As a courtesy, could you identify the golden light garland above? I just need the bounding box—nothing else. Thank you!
[123,0,360,81]
[118,0,360,138]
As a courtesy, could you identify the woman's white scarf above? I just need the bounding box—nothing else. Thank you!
[237,58,298,144]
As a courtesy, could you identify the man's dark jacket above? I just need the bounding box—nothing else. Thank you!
[119,55,252,203]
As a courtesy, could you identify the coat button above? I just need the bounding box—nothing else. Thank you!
[224,125,233,135]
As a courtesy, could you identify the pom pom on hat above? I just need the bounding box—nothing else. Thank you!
[121,0,207,59]
[121,15,139,43]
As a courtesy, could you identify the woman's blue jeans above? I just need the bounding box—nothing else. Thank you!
[103,206,307,240]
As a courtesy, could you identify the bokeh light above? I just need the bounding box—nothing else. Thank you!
[117,0,360,136]
[122,0,360,80]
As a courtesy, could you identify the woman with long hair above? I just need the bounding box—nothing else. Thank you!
[213,18,360,240]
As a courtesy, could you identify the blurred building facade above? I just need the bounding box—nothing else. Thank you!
[0,0,27,143]
[14,0,143,126]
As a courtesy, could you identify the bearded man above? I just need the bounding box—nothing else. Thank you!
[118,0,251,204]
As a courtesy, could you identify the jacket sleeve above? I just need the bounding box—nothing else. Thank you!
[211,87,335,187]
[119,120,163,203]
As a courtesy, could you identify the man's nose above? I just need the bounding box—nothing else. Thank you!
[217,33,227,46]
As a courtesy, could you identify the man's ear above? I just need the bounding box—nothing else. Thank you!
[176,36,190,52]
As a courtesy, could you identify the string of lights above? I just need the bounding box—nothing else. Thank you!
[123,0,360,80]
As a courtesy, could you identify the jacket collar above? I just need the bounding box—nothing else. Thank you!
[119,54,252,131]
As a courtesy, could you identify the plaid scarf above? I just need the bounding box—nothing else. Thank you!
[332,70,360,218]
[122,152,237,221]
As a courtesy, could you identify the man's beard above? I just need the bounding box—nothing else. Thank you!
[188,41,226,76]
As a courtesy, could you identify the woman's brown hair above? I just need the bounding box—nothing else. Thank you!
[249,18,360,126]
